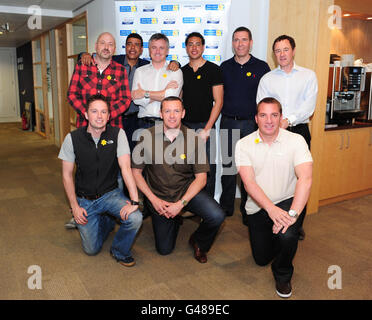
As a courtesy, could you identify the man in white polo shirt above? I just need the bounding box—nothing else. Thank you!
[131,33,183,130]
[235,97,313,298]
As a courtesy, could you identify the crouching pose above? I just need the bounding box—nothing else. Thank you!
[59,94,142,267]
[132,96,225,263]
[236,97,313,297]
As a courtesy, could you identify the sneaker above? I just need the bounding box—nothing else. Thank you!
[111,251,136,267]
[275,281,292,298]
[118,256,136,267]
[64,217,77,229]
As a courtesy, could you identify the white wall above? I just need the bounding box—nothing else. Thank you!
[226,0,269,60]
[75,0,116,52]
[0,47,20,123]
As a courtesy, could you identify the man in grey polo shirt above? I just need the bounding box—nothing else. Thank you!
[236,97,313,298]
[59,94,142,267]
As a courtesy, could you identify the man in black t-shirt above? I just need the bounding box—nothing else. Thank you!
[181,32,224,198]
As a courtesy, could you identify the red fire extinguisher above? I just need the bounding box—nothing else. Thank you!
[22,111,29,130]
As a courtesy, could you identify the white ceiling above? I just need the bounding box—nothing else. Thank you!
[0,0,93,47]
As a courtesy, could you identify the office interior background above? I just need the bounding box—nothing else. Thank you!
[0,0,371,300]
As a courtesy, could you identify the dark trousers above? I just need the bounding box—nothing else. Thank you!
[246,198,304,283]
[219,115,257,217]
[138,117,162,130]
[287,123,311,149]
[182,120,216,198]
[122,112,139,153]
[147,190,225,255]
[287,123,311,229]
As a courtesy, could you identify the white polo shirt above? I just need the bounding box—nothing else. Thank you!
[235,128,313,215]
[132,61,183,119]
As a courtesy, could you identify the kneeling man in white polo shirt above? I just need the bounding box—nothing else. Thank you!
[235,97,313,298]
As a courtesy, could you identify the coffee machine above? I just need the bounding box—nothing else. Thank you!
[327,65,366,124]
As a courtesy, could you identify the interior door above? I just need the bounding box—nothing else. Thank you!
[55,25,70,143]
[0,48,18,122]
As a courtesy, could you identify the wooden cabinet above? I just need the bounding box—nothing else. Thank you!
[319,128,371,200]
[363,128,372,190]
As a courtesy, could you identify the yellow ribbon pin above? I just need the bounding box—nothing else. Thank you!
[197,75,201,79]
[101,139,107,146]
[107,75,112,80]
[163,74,167,78]
[254,138,260,144]
[180,154,186,160]
[247,72,251,77]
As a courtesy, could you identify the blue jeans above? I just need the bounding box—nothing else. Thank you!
[147,190,225,255]
[219,115,257,216]
[76,188,143,260]
[182,120,216,198]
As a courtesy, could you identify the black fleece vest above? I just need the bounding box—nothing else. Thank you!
[71,125,119,197]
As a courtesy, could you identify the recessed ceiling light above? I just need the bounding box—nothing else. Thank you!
[367,17,372,20]
[343,13,351,17]
[0,31,3,35]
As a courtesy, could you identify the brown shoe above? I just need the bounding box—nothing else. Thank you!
[299,227,306,241]
[275,281,292,298]
[189,236,207,263]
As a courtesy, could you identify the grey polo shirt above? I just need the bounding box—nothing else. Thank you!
[58,128,130,162]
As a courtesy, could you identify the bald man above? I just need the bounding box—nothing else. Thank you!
[67,32,131,128]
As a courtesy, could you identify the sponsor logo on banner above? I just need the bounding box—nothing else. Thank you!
[205,4,225,11]
[121,18,134,25]
[203,55,221,62]
[183,4,203,10]
[143,5,155,12]
[206,42,219,49]
[140,18,158,24]
[161,30,179,36]
[120,30,136,36]
[120,5,137,12]
[204,29,222,36]
[182,17,201,24]
[161,5,180,11]
[206,16,220,24]
[167,54,179,61]
[163,18,176,24]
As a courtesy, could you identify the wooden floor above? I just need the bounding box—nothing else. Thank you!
[1,123,371,300]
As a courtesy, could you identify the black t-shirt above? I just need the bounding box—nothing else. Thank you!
[181,60,223,122]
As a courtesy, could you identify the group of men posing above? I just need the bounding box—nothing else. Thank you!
[59,26,317,298]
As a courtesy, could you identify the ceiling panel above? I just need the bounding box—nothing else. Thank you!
[0,0,92,47]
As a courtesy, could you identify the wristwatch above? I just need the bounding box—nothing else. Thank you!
[181,199,188,207]
[130,200,140,206]
[144,91,150,99]
[288,209,298,219]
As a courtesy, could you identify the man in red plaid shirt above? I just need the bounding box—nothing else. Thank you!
[67,32,131,129]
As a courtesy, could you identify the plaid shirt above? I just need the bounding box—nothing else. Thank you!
[67,58,131,128]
